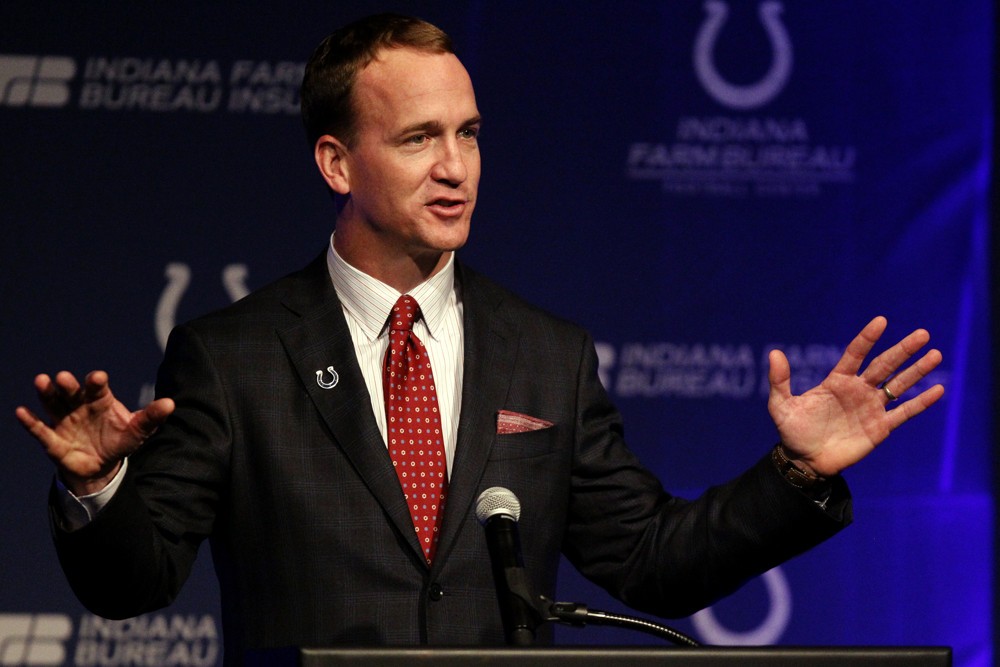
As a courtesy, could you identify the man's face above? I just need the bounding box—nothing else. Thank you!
[337,48,481,269]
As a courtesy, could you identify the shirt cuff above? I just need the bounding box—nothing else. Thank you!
[54,459,129,531]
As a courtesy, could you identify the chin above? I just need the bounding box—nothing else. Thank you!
[436,223,472,251]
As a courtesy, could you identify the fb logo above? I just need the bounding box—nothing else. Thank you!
[0,614,73,665]
[694,2,793,110]
[0,56,76,107]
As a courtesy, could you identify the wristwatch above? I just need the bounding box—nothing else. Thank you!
[771,444,824,490]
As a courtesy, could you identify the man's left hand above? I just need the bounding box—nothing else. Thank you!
[767,316,944,478]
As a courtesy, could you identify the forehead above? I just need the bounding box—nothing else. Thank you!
[353,48,477,129]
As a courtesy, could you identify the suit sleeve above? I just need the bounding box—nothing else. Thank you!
[561,332,851,618]
[50,323,230,619]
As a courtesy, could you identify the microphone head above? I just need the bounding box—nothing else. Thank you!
[476,486,521,524]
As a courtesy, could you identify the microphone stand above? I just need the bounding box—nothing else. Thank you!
[498,564,701,647]
[545,600,701,647]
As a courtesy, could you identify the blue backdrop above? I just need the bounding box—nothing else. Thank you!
[1,2,992,666]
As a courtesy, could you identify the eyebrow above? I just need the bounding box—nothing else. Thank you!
[396,115,483,138]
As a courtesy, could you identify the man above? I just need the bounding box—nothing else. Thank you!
[17,13,943,662]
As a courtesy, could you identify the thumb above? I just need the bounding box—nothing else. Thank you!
[130,398,175,440]
[767,349,792,407]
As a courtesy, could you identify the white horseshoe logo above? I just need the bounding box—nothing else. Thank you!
[316,366,339,389]
[153,262,251,352]
[690,566,792,645]
[155,263,192,352]
[594,342,617,391]
[694,1,793,110]
[222,263,250,302]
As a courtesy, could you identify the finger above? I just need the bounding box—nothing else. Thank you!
[885,383,946,431]
[14,405,67,458]
[14,405,44,432]
[861,328,932,387]
[82,370,112,404]
[830,316,887,377]
[50,371,85,414]
[54,370,83,397]
[34,373,75,421]
[33,373,54,395]
[879,348,942,402]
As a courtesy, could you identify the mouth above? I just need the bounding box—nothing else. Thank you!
[425,197,470,217]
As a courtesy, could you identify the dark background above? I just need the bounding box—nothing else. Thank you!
[1,2,993,665]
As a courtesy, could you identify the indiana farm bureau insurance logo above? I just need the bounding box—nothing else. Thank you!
[0,613,220,666]
[626,1,857,198]
[0,54,302,114]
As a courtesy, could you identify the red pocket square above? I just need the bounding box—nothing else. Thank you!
[496,410,554,434]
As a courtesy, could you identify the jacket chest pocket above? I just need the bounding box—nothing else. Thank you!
[488,425,561,461]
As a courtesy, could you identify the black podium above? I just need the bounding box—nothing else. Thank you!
[291,646,952,666]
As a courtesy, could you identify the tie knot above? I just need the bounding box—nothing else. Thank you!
[390,295,420,333]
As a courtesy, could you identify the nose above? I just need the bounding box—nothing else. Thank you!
[431,138,469,187]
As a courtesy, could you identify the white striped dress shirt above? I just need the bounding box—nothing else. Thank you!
[326,236,465,477]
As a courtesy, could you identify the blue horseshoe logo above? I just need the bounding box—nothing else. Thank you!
[694,1,793,110]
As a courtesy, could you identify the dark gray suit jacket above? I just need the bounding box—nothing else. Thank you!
[53,253,850,661]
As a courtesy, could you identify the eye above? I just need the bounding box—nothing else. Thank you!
[406,134,429,145]
[459,127,479,140]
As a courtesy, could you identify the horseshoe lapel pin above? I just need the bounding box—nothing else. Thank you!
[315,366,339,389]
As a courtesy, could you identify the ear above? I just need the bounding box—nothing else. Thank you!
[313,134,351,195]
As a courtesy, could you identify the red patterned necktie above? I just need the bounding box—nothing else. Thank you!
[383,295,448,565]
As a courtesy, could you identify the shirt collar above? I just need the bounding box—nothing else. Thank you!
[326,233,456,343]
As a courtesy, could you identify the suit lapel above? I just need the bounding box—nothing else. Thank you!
[435,264,519,564]
[275,255,422,560]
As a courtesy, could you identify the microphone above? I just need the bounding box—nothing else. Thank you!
[476,486,543,646]
[475,487,700,648]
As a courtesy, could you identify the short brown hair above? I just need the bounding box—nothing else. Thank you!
[300,13,454,148]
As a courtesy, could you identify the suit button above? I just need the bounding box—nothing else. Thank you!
[429,583,444,601]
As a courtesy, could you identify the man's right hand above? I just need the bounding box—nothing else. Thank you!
[16,370,174,496]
